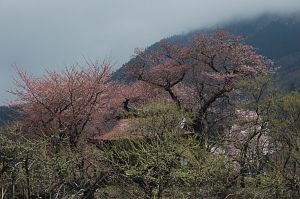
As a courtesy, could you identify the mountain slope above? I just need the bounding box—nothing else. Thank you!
[114,13,300,90]
[0,106,21,127]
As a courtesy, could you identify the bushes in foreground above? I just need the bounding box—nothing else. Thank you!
[1,100,300,198]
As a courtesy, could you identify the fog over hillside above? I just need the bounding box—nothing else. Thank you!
[1,0,300,104]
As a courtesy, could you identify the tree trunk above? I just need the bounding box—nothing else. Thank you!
[11,167,16,199]
[144,189,153,199]
[165,88,181,109]
[24,157,31,199]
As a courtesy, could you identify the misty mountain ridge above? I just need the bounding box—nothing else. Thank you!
[0,106,21,127]
[114,12,300,91]
[2,12,300,126]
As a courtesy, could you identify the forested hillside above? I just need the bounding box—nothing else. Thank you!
[2,29,300,198]
[0,106,20,127]
[1,12,300,199]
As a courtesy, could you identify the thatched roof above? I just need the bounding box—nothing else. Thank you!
[94,118,193,141]
[94,119,142,141]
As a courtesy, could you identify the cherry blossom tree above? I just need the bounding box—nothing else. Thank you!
[12,60,116,148]
[125,30,271,142]
[117,81,168,112]
[124,43,190,108]
[187,30,271,138]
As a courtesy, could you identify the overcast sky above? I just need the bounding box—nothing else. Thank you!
[1,0,300,104]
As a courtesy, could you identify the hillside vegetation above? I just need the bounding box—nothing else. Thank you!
[1,30,300,199]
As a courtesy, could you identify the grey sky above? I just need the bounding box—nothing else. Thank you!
[1,0,300,104]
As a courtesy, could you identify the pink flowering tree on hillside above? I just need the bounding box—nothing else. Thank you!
[187,30,271,136]
[125,30,271,143]
[12,60,116,148]
[124,43,191,109]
